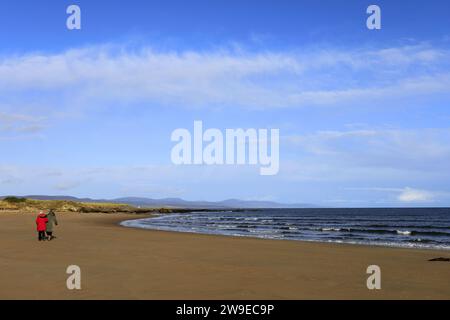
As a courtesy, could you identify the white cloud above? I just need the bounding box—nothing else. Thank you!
[397,187,434,202]
[0,111,46,133]
[285,128,450,170]
[278,128,450,203]
[0,43,449,110]
[344,186,450,203]
[0,163,263,200]
[120,183,186,197]
[54,181,83,191]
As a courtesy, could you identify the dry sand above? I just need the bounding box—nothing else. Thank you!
[0,211,449,300]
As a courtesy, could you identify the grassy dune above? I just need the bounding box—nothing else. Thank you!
[0,197,172,214]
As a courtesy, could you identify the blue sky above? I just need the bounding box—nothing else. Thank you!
[1,0,450,206]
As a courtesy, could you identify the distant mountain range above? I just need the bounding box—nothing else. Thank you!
[2,195,316,209]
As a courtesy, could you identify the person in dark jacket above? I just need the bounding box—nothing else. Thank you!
[36,211,48,241]
[46,209,58,240]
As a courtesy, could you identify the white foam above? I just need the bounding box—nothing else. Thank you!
[120,214,450,251]
[321,227,341,232]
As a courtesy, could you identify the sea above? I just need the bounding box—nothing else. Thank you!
[120,208,450,250]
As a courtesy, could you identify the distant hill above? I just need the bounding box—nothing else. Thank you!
[2,195,316,209]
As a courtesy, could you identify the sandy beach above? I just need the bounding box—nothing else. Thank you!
[0,211,449,300]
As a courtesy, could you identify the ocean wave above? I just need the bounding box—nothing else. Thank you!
[120,208,450,251]
[365,224,450,229]
[320,227,342,232]
[314,227,450,237]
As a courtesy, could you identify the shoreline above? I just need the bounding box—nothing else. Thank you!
[121,224,450,252]
[118,214,450,252]
[1,211,449,299]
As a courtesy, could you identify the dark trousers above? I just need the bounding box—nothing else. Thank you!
[38,231,46,241]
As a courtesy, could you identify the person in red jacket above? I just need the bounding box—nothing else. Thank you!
[36,211,48,241]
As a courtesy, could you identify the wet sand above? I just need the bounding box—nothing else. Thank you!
[0,211,449,300]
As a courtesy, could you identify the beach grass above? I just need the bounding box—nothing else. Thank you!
[0,198,140,213]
